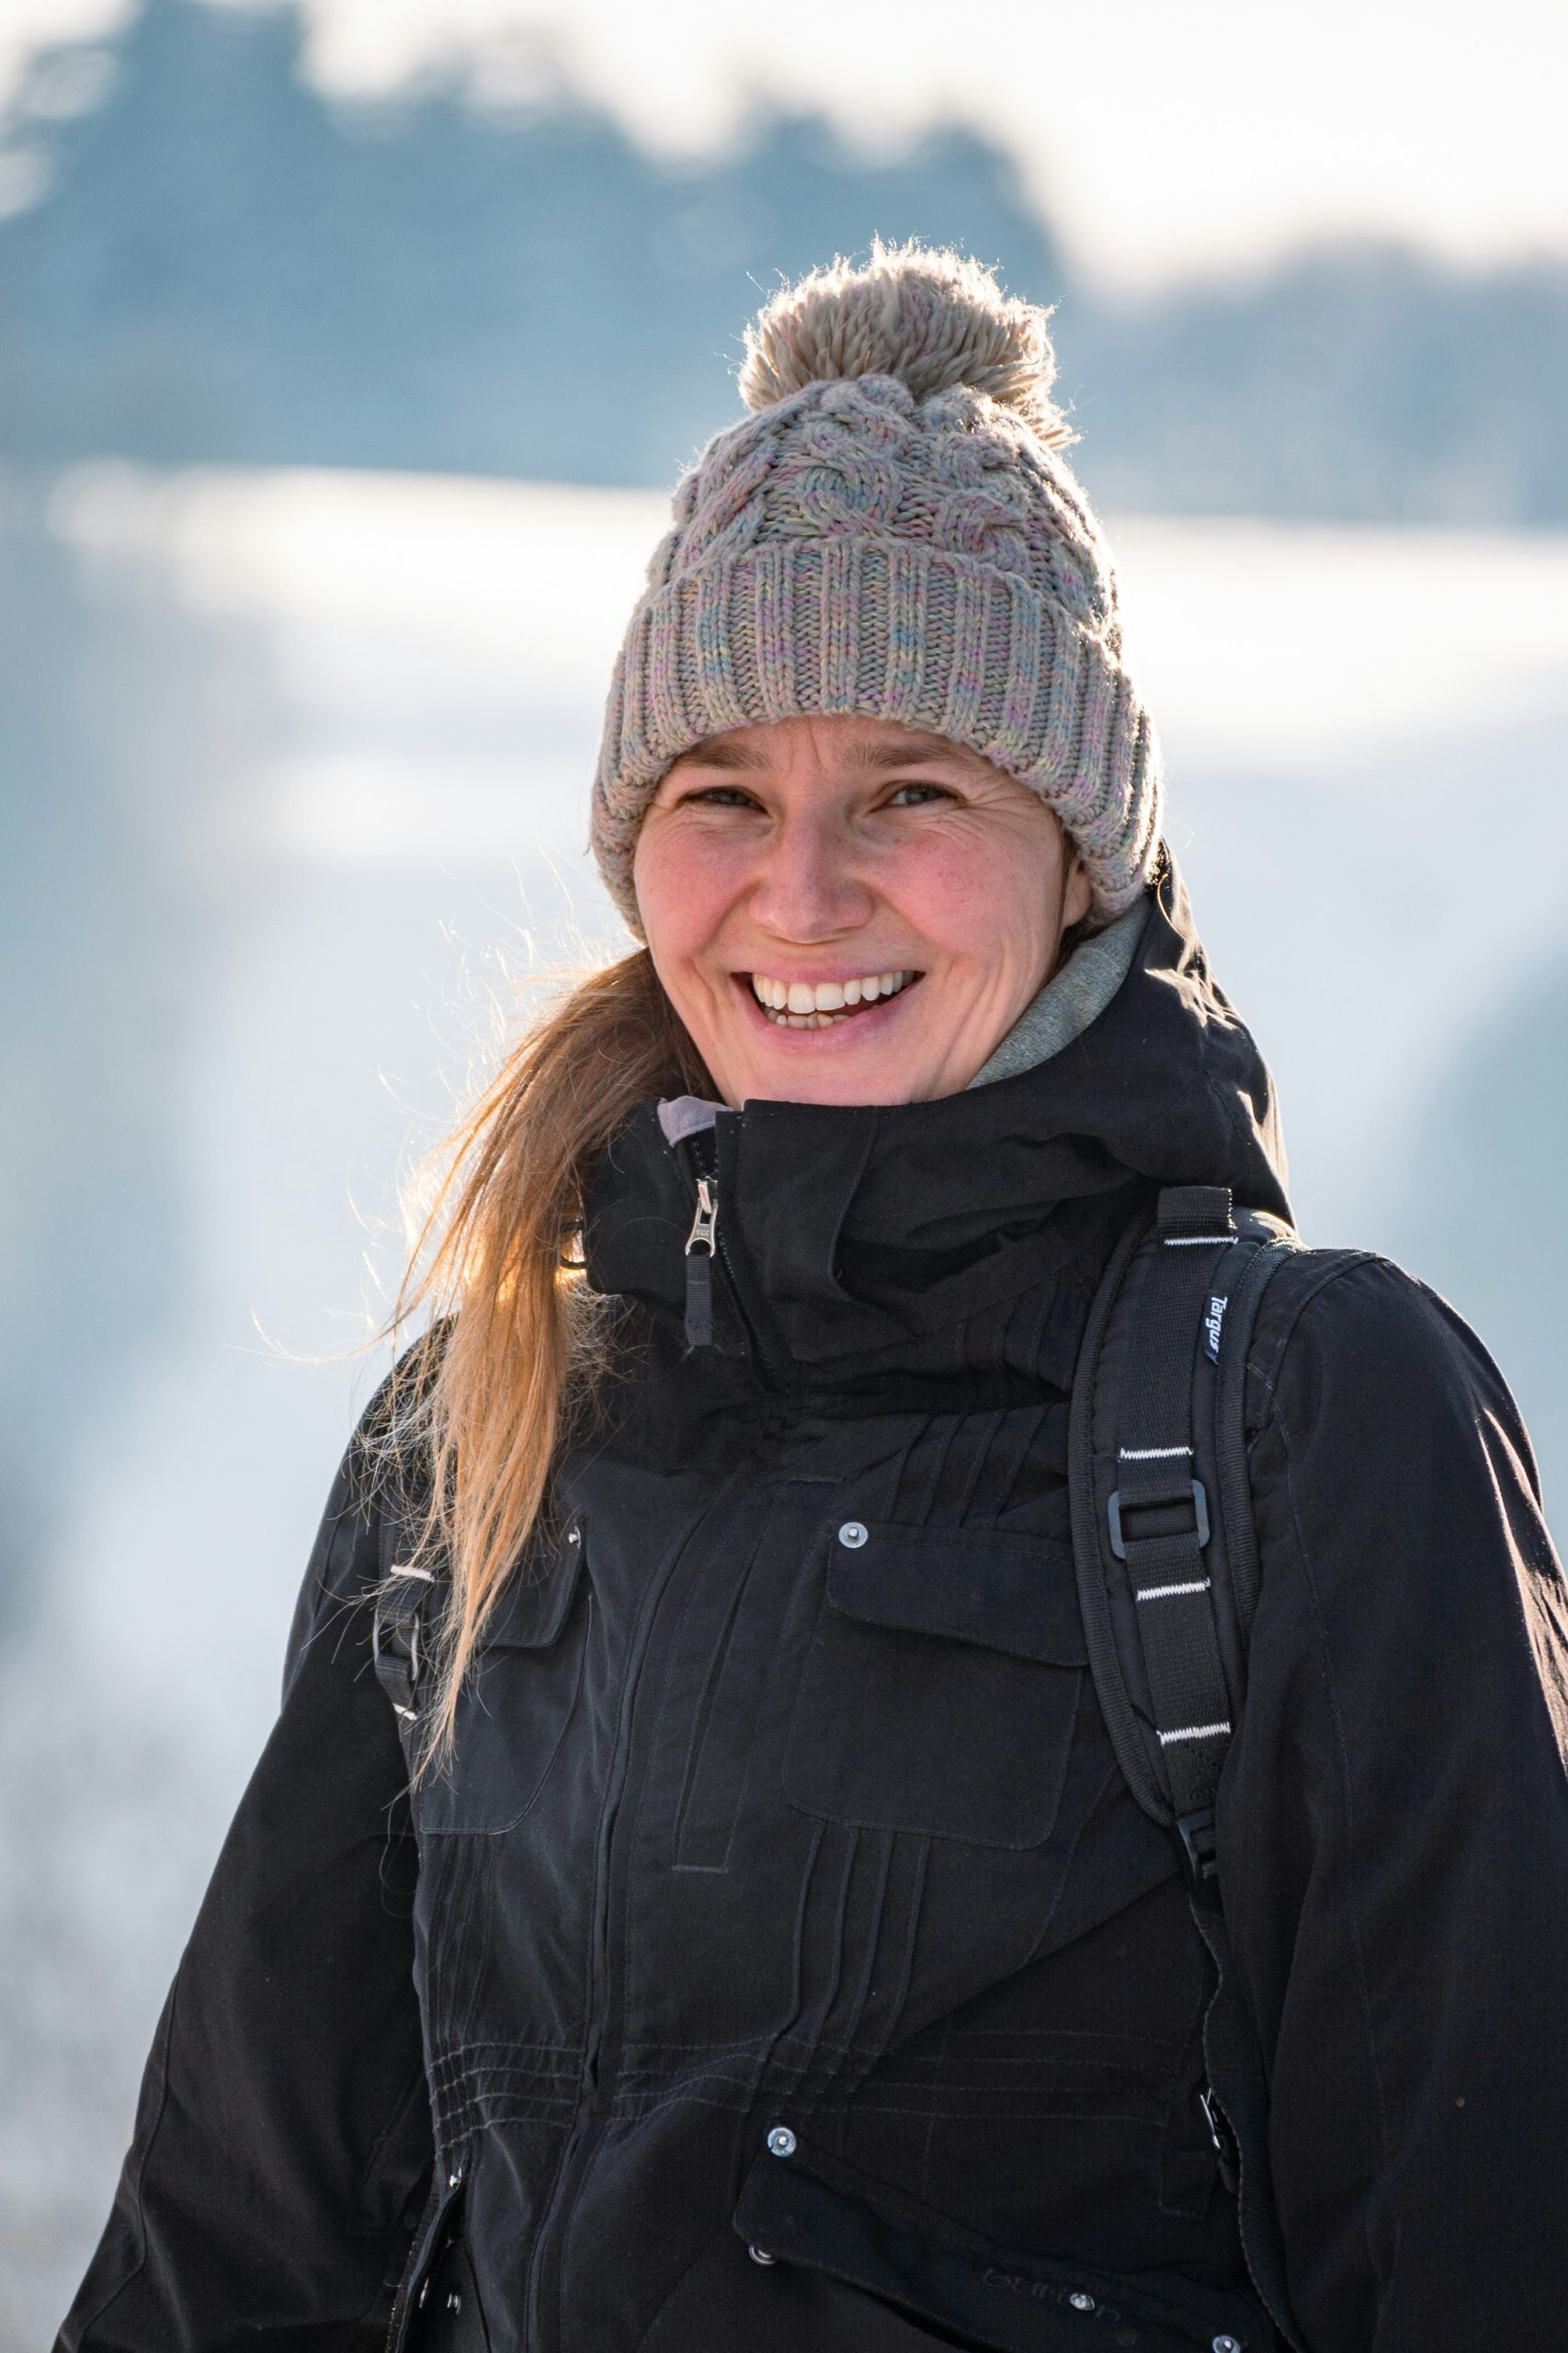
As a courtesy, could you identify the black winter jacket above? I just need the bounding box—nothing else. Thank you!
[58,870,1568,2353]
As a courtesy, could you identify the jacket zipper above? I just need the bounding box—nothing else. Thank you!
[684,1176,718,1347]
[682,1143,792,1389]
[528,1154,781,2337]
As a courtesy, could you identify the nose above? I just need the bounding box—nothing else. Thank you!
[746,804,874,942]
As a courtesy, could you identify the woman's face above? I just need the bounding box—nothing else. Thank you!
[632,714,1093,1108]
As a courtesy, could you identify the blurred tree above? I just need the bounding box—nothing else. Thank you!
[0,0,1066,483]
[4,0,1562,517]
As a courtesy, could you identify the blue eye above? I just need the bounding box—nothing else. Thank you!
[886,782,951,808]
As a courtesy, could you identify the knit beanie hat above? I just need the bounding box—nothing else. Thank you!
[591,241,1163,934]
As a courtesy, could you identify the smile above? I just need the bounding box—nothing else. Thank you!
[747,970,919,1029]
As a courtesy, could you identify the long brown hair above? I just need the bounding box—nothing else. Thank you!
[387,947,710,1766]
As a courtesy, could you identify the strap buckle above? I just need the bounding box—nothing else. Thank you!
[1175,1805,1220,1888]
[1107,1478,1210,1560]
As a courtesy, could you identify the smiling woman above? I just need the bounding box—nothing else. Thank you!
[635,717,1091,1103]
[59,244,1568,2353]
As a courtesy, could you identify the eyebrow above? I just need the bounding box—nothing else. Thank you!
[665,732,990,776]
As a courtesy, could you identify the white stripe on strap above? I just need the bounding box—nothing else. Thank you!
[1118,1444,1192,1462]
[1135,1578,1212,1601]
[1164,1234,1237,1247]
[1157,1721,1233,1746]
[389,1563,436,1582]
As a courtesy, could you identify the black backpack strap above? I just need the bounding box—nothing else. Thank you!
[1070,1183,1306,2352]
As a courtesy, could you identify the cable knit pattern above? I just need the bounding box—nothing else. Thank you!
[592,249,1164,933]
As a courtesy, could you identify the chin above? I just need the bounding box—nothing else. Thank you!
[731,1048,940,1108]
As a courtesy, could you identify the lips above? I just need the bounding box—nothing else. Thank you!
[748,970,917,1029]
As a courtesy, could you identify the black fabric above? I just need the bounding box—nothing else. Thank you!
[57,858,1568,2353]
[784,1524,1085,1848]
[1188,1886,1301,2353]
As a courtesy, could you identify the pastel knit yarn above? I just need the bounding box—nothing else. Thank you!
[591,243,1163,932]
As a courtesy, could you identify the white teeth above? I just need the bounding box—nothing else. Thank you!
[749,969,915,1022]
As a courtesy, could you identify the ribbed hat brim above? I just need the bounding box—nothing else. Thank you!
[592,536,1163,938]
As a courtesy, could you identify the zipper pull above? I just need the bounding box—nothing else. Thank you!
[684,1176,718,1348]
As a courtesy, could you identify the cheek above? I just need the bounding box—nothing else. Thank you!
[632,827,741,972]
[895,830,1055,978]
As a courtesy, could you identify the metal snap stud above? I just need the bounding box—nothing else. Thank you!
[1212,2337,1242,2352]
[566,1528,581,1544]
[447,2168,462,2189]
[748,2245,777,2265]
[837,1521,868,1549]
[1070,2290,1096,2312]
[766,2124,797,2157]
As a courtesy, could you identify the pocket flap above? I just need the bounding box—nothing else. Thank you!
[825,1523,1085,1667]
[481,1529,585,1650]
[733,2135,1265,2352]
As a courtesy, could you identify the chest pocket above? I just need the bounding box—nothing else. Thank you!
[782,1520,1086,1849]
[416,1529,589,1838]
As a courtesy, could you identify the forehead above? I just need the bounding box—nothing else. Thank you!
[665,718,996,778]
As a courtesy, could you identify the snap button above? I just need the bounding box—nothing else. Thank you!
[766,2124,797,2157]
[447,2168,462,2188]
[1070,2291,1096,2311]
[566,1527,581,1544]
[1212,2337,1243,2352]
[836,1521,868,1550]
[747,2245,777,2265]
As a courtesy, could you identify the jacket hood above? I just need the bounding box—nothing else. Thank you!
[585,855,1290,1379]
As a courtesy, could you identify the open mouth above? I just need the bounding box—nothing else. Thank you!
[746,969,921,1030]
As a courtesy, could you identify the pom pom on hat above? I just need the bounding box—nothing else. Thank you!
[738,237,1071,446]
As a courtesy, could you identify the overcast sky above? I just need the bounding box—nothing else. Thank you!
[6,0,1568,290]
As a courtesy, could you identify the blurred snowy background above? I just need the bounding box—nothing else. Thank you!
[3,0,1567,2336]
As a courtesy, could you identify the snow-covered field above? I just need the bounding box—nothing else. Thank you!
[6,466,1568,2337]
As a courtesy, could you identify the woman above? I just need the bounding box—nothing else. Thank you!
[59,246,1568,2353]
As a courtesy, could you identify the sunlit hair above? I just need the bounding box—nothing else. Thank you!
[385,948,711,1770]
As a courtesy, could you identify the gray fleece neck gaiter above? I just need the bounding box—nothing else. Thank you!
[967,896,1147,1089]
